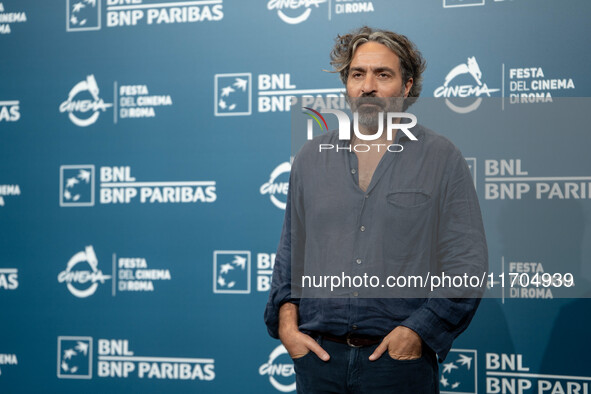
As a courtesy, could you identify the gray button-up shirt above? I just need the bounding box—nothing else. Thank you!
[265,124,488,361]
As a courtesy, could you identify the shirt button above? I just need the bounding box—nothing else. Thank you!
[356,259,362,264]
[360,226,365,232]
[352,324,358,330]
[365,195,369,199]
[351,169,357,174]
[353,291,359,297]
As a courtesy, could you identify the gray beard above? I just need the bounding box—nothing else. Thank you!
[349,91,406,132]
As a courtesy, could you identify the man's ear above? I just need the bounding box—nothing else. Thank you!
[404,78,413,98]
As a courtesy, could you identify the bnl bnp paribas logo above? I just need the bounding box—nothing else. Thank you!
[59,165,216,207]
[434,57,499,114]
[213,251,250,294]
[214,72,345,116]
[0,100,20,122]
[440,349,477,394]
[57,337,93,379]
[58,337,215,381]
[66,0,223,31]
[213,251,277,293]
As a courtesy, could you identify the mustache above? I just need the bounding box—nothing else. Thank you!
[352,96,386,108]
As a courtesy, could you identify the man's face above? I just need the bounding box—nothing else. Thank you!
[346,41,413,127]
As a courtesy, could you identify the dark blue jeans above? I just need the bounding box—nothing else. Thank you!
[293,336,439,394]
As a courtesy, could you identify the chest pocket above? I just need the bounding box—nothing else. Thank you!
[385,190,433,260]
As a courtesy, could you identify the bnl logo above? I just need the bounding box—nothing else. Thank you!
[67,0,101,31]
[214,73,252,116]
[57,336,93,379]
[443,0,485,7]
[213,251,251,293]
[440,349,477,394]
[60,165,95,207]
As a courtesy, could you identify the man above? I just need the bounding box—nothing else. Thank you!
[265,26,487,393]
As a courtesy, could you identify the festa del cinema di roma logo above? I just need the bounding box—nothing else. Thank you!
[267,0,326,24]
[59,74,113,127]
[434,56,499,114]
[259,345,296,392]
[58,245,111,298]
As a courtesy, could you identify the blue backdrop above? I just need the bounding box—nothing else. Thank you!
[1,0,590,392]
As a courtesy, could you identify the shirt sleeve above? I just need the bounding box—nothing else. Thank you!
[400,149,488,362]
[264,174,301,339]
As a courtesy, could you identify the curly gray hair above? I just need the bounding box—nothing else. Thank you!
[330,26,426,108]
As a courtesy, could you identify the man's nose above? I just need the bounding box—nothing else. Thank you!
[361,74,377,95]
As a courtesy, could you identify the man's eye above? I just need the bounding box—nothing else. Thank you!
[352,73,363,78]
[379,73,390,78]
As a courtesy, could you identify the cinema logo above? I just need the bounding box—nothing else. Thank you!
[267,0,375,24]
[58,246,111,298]
[259,345,295,393]
[434,57,500,114]
[0,2,28,35]
[58,337,215,381]
[484,159,591,200]
[506,260,555,299]
[267,0,326,24]
[116,255,171,293]
[214,72,345,116]
[260,162,290,211]
[67,0,223,31]
[59,75,174,126]
[508,66,575,104]
[58,245,172,297]
[0,100,20,122]
[59,75,113,127]
[59,165,216,206]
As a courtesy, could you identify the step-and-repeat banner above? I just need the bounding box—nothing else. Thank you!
[1,0,590,392]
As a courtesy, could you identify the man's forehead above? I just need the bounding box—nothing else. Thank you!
[350,41,400,69]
